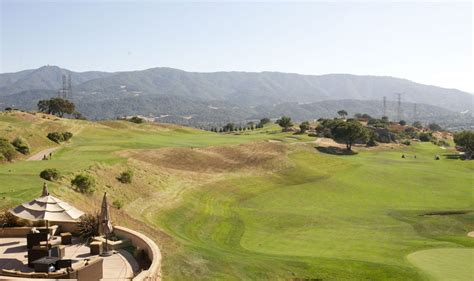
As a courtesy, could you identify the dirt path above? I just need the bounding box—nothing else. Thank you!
[27,147,60,161]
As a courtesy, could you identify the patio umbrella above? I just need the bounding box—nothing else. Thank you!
[9,183,84,231]
[99,192,113,256]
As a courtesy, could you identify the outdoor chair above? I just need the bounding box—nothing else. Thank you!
[27,232,49,249]
[27,246,50,267]
[69,257,104,281]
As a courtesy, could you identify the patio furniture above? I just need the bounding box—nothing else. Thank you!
[56,258,73,269]
[27,246,50,267]
[26,232,48,249]
[37,225,59,236]
[69,257,104,281]
[99,192,114,256]
[31,256,60,273]
[90,241,102,255]
[51,245,66,259]
[60,232,72,245]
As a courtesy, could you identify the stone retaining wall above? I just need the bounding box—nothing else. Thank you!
[114,226,162,281]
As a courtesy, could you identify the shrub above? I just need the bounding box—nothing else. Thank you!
[0,209,21,227]
[11,137,30,154]
[399,120,406,126]
[47,132,73,143]
[402,140,411,145]
[128,116,144,124]
[112,200,124,209]
[117,170,133,184]
[299,121,310,133]
[428,123,442,131]
[78,213,99,241]
[0,138,16,161]
[419,132,433,142]
[47,132,64,143]
[62,132,73,141]
[71,174,96,193]
[39,168,60,181]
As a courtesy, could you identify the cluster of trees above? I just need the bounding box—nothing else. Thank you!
[38,98,76,117]
[316,119,369,150]
[211,118,271,133]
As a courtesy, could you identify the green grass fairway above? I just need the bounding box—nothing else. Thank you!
[407,248,474,281]
[1,112,473,280]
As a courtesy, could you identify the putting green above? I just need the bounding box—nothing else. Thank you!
[407,248,474,281]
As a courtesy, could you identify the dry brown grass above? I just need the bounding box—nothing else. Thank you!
[120,142,287,173]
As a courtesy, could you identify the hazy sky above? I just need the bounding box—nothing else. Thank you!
[1,1,472,92]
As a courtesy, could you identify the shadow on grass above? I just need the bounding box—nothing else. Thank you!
[442,153,462,160]
[315,146,357,156]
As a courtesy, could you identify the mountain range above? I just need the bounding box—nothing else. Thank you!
[0,65,472,129]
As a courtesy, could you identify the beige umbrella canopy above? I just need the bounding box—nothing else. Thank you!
[10,183,84,223]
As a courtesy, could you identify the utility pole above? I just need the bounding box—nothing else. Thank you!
[383,96,387,118]
[396,93,402,121]
[413,103,417,121]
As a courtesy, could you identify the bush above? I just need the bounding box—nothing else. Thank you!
[419,132,433,142]
[402,140,411,145]
[0,138,16,161]
[112,200,124,209]
[128,116,144,124]
[71,174,96,193]
[399,120,406,126]
[62,132,73,141]
[117,170,133,184]
[39,168,60,181]
[47,132,73,143]
[0,209,21,227]
[11,137,30,154]
[78,213,99,241]
[47,132,64,143]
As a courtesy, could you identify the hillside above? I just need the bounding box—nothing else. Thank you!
[0,66,472,129]
[0,112,472,280]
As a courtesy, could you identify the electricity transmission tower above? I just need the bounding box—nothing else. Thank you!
[396,93,402,121]
[58,74,72,100]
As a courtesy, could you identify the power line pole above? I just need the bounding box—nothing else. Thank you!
[413,103,417,121]
[396,93,402,121]
[383,96,387,117]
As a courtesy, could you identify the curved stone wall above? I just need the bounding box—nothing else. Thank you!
[113,226,162,281]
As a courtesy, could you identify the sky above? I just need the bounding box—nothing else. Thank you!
[0,1,472,92]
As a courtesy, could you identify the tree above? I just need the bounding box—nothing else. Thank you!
[454,131,474,159]
[299,121,310,133]
[337,110,348,119]
[399,120,406,126]
[412,121,423,129]
[223,123,235,132]
[128,116,144,123]
[276,116,293,131]
[381,116,389,122]
[428,123,442,131]
[37,98,75,117]
[332,120,369,151]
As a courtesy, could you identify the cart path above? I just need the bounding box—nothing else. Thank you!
[27,147,60,161]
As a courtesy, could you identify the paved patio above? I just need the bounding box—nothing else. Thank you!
[0,236,139,280]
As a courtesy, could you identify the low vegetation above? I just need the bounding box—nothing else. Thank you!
[78,213,99,241]
[39,168,60,181]
[71,174,96,193]
[0,138,16,161]
[11,137,30,154]
[47,131,73,143]
[117,170,133,184]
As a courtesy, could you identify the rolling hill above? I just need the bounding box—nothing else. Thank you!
[1,66,472,129]
[0,111,472,280]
